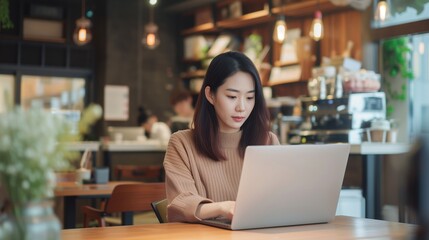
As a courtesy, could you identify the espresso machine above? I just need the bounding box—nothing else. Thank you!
[289,92,386,144]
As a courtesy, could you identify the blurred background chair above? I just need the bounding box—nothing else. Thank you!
[151,199,168,223]
[82,183,165,227]
[114,164,164,182]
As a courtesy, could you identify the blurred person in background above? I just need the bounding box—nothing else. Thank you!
[169,89,194,133]
[138,107,171,145]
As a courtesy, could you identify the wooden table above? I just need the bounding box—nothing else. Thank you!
[55,181,139,229]
[61,216,416,240]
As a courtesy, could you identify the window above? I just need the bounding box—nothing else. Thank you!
[372,1,429,28]
[20,75,86,111]
[410,33,429,136]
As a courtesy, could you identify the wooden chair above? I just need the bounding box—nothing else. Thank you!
[82,183,166,227]
[151,199,168,223]
[114,165,164,182]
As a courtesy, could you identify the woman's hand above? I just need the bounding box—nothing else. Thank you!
[218,201,235,219]
[196,201,236,220]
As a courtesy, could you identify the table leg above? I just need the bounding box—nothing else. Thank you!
[103,150,112,180]
[63,196,77,229]
[122,212,133,225]
[362,154,382,219]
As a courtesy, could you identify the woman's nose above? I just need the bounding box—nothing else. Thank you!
[236,98,245,112]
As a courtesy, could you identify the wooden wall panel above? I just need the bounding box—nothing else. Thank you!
[321,10,363,60]
[272,10,363,98]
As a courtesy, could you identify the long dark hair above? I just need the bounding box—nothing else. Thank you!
[193,51,270,161]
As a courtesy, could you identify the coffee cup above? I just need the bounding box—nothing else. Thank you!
[75,168,91,184]
[93,167,109,184]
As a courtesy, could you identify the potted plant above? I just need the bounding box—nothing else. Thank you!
[0,104,102,239]
[382,36,414,117]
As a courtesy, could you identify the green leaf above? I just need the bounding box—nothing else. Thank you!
[0,0,14,29]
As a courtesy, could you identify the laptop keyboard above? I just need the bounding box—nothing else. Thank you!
[202,217,232,228]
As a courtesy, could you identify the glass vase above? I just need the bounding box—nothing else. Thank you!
[0,212,15,240]
[10,199,61,240]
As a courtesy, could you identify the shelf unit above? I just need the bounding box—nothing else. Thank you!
[174,0,362,98]
[178,0,275,95]
[0,0,94,70]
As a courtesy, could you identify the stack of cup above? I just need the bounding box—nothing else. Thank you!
[366,118,390,143]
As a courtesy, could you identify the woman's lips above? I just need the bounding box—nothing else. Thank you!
[232,116,245,122]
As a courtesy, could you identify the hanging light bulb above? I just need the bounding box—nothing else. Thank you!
[309,10,324,41]
[142,0,160,49]
[142,22,160,49]
[273,15,287,43]
[73,0,92,46]
[374,0,390,22]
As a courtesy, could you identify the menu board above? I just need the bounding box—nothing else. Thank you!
[104,85,129,121]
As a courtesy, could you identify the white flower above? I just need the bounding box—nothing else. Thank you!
[0,136,11,150]
[22,181,29,189]
[0,107,76,202]
[6,165,17,175]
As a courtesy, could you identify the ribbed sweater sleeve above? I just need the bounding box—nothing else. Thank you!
[163,131,213,222]
[164,130,279,223]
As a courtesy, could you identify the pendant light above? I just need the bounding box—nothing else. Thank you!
[142,0,160,49]
[273,0,287,44]
[73,0,92,46]
[374,0,390,22]
[273,15,287,43]
[309,10,324,41]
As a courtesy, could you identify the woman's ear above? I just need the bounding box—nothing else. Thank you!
[205,86,214,105]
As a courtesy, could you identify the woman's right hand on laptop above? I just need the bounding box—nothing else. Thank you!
[196,201,235,220]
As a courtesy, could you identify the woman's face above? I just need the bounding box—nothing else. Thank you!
[205,71,255,133]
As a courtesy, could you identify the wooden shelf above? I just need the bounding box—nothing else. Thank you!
[217,10,274,29]
[181,22,218,36]
[272,0,350,18]
[216,0,261,8]
[23,36,66,44]
[268,79,307,86]
[274,60,300,67]
[182,58,203,64]
[180,70,206,79]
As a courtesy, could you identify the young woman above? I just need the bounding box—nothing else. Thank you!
[164,51,279,223]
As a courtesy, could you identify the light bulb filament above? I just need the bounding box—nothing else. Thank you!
[147,33,156,46]
[312,20,322,39]
[276,25,286,42]
[375,1,390,21]
[78,28,87,42]
[379,2,387,20]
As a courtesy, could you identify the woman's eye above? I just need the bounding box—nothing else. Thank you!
[227,96,237,99]
[247,96,255,100]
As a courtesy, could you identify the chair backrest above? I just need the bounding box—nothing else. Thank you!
[105,183,166,214]
[114,165,164,182]
[151,199,168,223]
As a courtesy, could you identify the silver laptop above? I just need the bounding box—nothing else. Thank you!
[201,143,350,230]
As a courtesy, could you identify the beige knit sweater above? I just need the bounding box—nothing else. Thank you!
[163,129,279,223]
